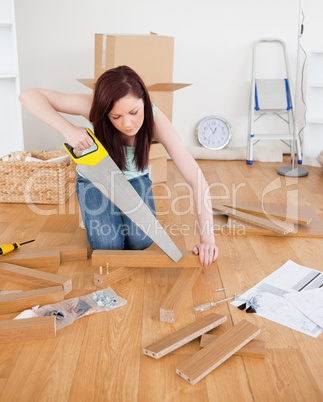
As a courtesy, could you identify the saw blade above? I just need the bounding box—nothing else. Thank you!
[78,156,183,263]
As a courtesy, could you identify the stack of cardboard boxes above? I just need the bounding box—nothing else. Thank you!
[78,32,191,184]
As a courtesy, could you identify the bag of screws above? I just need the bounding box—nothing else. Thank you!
[91,287,127,311]
[35,301,75,330]
[35,288,127,330]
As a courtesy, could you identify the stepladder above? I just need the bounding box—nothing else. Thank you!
[247,38,302,165]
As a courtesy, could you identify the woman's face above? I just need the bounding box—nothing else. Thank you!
[108,94,145,143]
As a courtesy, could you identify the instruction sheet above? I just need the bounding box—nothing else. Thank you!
[231,260,323,338]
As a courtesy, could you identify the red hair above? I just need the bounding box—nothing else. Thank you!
[89,65,154,172]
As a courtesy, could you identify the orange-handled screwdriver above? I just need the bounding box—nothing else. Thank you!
[0,239,35,256]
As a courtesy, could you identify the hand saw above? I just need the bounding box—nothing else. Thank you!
[64,128,182,262]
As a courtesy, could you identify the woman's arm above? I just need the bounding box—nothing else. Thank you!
[19,89,94,150]
[153,107,218,268]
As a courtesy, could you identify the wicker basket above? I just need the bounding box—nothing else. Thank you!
[0,151,77,204]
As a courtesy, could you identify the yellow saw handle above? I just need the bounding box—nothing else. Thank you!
[63,128,108,166]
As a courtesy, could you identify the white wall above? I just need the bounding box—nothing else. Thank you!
[15,0,323,153]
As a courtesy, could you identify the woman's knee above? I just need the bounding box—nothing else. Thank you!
[85,219,125,250]
[125,230,153,250]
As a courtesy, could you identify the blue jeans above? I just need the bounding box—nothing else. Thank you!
[76,173,156,250]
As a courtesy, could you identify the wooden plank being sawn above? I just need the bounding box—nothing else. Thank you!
[176,320,261,385]
[212,203,295,235]
[92,250,202,268]
[200,333,265,359]
[0,262,72,295]
[143,313,226,359]
[92,250,203,288]
[0,316,56,344]
[0,286,64,314]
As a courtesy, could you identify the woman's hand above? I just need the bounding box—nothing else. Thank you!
[64,127,94,151]
[192,242,219,269]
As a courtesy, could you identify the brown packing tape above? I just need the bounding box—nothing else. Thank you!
[101,34,107,70]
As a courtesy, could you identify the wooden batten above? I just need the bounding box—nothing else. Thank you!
[223,201,312,226]
[0,262,72,295]
[199,333,265,359]
[212,203,295,235]
[92,250,205,268]
[0,246,88,269]
[1,249,60,269]
[0,286,65,315]
[160,267,203,323]
[144,313,226,359]
[176,320,261,385]
[0,316,56,344]
[93,266,141,288]
[224,204,323,238]
[59,246,88,262]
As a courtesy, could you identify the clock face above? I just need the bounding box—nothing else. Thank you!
[196,116,232,150]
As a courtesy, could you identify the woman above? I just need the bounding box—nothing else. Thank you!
[19,65,218,268]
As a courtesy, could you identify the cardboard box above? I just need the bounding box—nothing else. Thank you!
[95,33,174,85]
[147,83,191,122]
[148,142,168,184]
[78,32,191,121]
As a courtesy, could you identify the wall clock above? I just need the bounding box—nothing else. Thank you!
[196,116,232,150]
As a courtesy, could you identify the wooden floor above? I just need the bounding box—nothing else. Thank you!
[0,158,323,401]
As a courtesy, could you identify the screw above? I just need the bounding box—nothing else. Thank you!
[214,287,226,292]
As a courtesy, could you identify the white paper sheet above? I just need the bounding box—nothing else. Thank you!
[231,260,323,338]
[284,288,323,330]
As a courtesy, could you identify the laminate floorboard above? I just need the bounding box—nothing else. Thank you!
[0,158,322,401]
